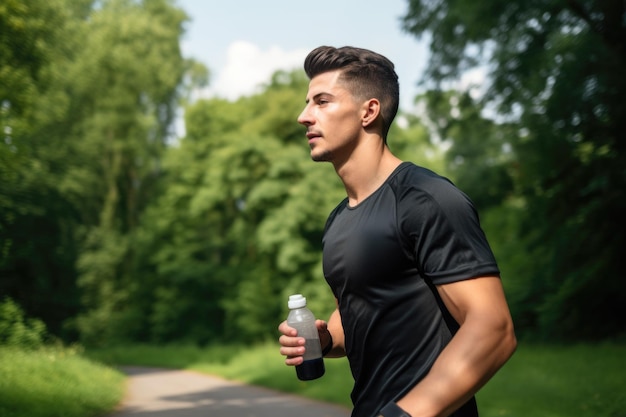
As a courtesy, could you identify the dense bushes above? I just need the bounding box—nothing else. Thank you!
[0,297,48,349]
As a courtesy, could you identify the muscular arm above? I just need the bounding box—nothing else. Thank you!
[395,276,517,417]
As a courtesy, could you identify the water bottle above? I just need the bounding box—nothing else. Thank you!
[287,294,325,380]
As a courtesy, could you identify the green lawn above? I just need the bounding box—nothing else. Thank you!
[88,341,626,417]
[0,346,125,417]
[477,343,626,417]
[3,342,624,417]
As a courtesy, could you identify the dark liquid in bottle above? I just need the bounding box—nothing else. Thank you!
[296,357,325,381]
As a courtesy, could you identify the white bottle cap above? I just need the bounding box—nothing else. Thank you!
[288,294,306,309]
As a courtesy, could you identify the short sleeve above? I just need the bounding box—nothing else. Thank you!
[397,177,500,285]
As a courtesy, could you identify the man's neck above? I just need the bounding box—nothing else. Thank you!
[334,141,402,207]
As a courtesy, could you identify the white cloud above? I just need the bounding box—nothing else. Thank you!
[459,66,489,100]
[206,41,309,100]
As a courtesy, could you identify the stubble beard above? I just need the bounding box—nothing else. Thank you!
[311,149,333,162]
[309,141,334,162]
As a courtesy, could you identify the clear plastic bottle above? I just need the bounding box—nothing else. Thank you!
[287,294,325,380]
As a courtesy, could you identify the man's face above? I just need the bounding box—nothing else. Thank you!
[297,70,365,163]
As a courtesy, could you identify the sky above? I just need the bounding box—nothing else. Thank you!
[176,0,431,111]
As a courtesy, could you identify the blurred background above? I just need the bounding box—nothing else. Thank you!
[2,0,625,349]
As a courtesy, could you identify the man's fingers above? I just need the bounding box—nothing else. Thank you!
[284,355,304,366]
[278,321,299,337]
[278,321,309,367]
[279,334,305,347]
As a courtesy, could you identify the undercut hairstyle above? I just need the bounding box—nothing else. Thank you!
[303,46,400,140]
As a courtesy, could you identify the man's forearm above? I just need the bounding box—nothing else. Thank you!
[395,313,516,417]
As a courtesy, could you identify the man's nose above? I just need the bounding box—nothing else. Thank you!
[297,106,312,125]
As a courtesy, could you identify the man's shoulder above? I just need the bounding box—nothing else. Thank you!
[389,162,477,219]
[390,162,458,195]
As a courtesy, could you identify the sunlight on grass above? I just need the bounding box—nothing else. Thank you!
[477,343,626,417]
[0,347,125,417]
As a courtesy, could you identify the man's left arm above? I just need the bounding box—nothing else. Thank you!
[395,276,517,417]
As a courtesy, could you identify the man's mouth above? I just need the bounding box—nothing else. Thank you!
[306,131,321,141]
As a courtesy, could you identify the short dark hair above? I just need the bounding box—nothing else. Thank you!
[303,46,399,140]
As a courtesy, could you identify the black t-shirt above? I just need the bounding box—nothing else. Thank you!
[322,162,499,417]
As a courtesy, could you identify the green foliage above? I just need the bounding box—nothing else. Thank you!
[86,342,245,369]
[1,0,201,346]
[1,0,85,340]
[0,297,47,349]
[414,90,517,210]
[0,346,125,417]
[403,0,626,341]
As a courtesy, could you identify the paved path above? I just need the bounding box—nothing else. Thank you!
[107,366,351,417]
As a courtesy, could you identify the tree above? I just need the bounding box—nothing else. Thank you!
[1,0,198,345]
[414,89,516,210]
[0,0,91,338]
[65,0,193,346]
[402,0,626,340]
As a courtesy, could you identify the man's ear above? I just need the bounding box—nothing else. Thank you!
[361,98,381,128]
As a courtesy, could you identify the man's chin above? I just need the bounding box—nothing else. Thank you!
[310,146,333,162]
[311,151,333,162]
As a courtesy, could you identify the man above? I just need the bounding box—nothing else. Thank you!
[278,46,516,417]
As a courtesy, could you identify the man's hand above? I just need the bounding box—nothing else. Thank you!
[278,319,330,366]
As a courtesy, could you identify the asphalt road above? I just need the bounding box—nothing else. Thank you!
[107,366,351,417]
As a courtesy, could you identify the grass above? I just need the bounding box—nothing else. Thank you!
[3,329,623,417]
[0,346,125,417]
[476,342,626,417]
[4,341,625,417]
[5,341,622,417]
[87,341,626,417]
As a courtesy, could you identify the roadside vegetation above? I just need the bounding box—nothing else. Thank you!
[87,341,626,417]
[0,347,125,417]
[0,298,125,417]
